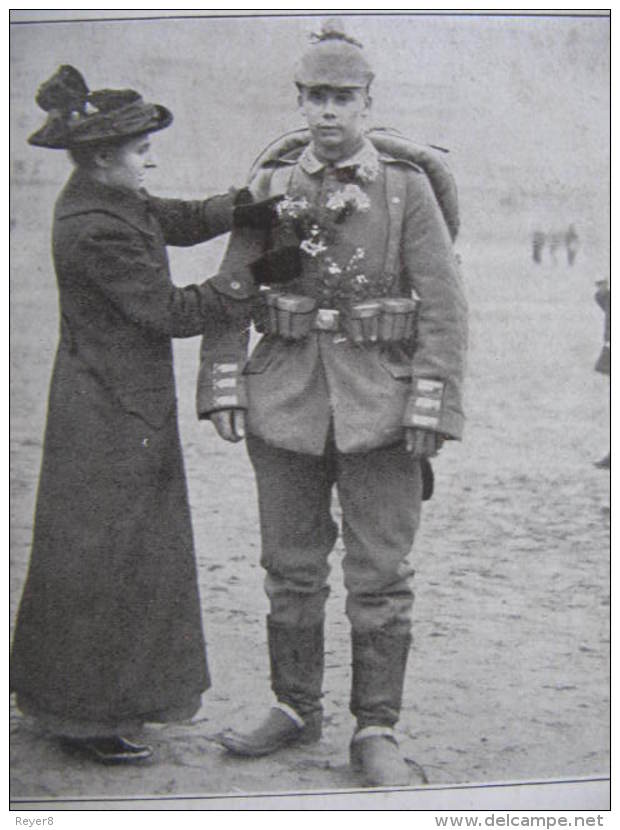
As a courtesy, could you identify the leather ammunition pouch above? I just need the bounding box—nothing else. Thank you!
[259,291,419,344]
[265,292,317,340]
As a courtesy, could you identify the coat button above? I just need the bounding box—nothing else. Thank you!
[391,196,401,204]
[142,438,150,447]
[230,280,241,290]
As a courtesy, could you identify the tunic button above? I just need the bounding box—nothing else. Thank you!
[230,280,241,290]
[142,438,150,447]
[391,196,401,204]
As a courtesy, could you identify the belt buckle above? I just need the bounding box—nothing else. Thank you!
[315,308,340,331]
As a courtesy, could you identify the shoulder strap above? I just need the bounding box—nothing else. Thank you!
[383,164,408,285]
[269,164,296,195]
[368,129,459,241]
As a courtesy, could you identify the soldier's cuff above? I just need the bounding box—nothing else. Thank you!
[404,378,464,440]
[208,269,257,300]
[196,358,248,419]
[403,378,445,432]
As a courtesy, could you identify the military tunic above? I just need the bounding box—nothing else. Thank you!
[198,140,467,454]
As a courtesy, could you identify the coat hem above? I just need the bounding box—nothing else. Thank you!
[13,689,207,738]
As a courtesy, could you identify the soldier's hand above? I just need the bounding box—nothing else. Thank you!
[405,428,444,458]
[210,409,246,443]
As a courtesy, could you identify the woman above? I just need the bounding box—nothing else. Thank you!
[10,65,261,763]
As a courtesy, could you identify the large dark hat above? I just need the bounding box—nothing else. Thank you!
[28,65,173,149]
[294,18,374,89]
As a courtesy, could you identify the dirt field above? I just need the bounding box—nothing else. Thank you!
[9,12,610,811]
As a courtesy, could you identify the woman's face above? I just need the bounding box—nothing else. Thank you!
[103,134,155,192]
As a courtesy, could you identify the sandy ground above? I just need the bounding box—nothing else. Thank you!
[8,168,610,810]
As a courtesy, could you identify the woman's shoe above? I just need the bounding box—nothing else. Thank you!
[60,735,153,764]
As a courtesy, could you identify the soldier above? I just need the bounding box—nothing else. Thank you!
[197,20,468,785]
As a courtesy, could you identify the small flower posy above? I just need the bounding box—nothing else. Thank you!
[276,195,310,220]
[355,157,380,185]
[300,238,328,258]
[325,184,371,217]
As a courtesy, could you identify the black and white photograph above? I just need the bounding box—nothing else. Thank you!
[9,10,610,812]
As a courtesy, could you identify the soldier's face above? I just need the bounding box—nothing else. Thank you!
[99,135,156,192]
[299,86,371,160]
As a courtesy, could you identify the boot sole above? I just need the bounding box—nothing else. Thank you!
[217,730,321,758]
[218,728,319,757]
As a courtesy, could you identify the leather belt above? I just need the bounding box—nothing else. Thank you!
[262,291,419,343]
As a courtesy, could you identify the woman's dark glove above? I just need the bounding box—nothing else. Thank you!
[250,246,301,286]
[233,188,284,230]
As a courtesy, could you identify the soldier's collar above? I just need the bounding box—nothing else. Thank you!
[299,138,380,183]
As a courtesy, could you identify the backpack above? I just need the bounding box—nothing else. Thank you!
[248,126,460,242]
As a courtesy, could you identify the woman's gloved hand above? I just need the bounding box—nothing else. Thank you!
[233,188,284,230]
[250,246,301,286]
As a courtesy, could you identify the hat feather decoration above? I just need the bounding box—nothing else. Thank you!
[35,64,89,116]
[87,89,141,113]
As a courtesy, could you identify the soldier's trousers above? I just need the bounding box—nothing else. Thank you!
[246,433,423,632]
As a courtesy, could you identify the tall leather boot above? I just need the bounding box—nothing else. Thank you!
[218,616,324,757]
[349,624,417,786]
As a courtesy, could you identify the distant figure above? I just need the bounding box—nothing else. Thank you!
[531,225,579,267]
[532,230,545,263]
[565,224,579,266]
[547,231,564,264]
[594,278,610,469]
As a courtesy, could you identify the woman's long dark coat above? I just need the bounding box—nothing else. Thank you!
[11,170,235,732]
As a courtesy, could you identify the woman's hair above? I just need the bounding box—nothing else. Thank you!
[67,145,100,169]
[67,136,128,169]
